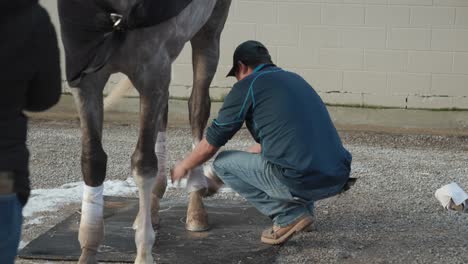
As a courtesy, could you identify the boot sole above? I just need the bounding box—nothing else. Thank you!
[261,217,313,245]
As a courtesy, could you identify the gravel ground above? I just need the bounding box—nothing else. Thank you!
[18,118,468,264]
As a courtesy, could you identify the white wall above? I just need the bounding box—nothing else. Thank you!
[42,0,468,109]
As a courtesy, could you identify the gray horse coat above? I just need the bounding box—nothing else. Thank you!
[57,0,232,262]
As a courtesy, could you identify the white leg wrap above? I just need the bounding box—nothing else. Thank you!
[187,166,208,193]
[186,140,208,193]
[155,132,167,178]
[204,165,217,181]
[79,184,105,255]
[81,185,104,226]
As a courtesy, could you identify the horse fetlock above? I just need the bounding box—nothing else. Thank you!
[186,189,209,232]
[134,226,155,264]
[78,221,104,251]
[134,252,154,264]
[153,176,167,199]
[186,166,208,193]
[78,248,98,264]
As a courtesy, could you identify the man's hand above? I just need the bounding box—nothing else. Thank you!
[171,162,189,184]
[247,143,262,154]
[170,138,220,184]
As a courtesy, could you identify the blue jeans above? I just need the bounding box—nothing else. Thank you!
[0,194,23,264]
[213,151,345,227]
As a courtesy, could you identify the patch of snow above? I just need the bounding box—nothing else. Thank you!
[23,177,138,218]
[18,240,28,250]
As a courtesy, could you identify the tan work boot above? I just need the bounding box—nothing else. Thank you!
[261,215,314,245]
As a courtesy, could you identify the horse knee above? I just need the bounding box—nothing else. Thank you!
[131,149,157,177]
[81,145,107,185]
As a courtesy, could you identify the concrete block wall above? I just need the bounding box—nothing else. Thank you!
[41,0,468,109]
[172,0,468,109]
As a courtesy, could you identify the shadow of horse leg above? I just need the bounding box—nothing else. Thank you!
[185,0,231,232]
[72,72,109,264]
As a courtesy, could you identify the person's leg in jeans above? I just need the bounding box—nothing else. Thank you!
[0,194,22,264]
[213,150,310,227]
[0,172,24,263]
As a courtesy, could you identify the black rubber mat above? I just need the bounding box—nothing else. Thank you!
[18,196,279,263]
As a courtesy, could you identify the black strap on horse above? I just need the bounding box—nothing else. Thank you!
[58,0,193,87]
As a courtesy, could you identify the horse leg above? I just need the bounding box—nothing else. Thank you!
[186,0,231,232]
[130,63,170,264]
[152,104,168,227]
[72,72,109,264]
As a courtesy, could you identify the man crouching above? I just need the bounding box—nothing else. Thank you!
[172,40,352,245]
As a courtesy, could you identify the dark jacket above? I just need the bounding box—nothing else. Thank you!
[206,64,352,191]
[0,0,61,204]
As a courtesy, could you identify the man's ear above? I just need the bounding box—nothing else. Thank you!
[237,61,248,74]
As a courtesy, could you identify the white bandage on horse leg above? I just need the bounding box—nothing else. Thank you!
[186,166,208,193]
[79,184,104,252]
[81,184,104,225]
[155,132,167,178]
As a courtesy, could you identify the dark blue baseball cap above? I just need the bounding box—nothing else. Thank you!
[226,40,272,77]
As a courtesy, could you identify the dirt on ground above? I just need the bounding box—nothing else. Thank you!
[16,117,468,264]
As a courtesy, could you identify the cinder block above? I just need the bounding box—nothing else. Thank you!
[220,23,257,48]
[172,64,193,86]
[452,97,468,109]
[301,26,341,48]
[322,5,365,25]
[341,27,386,49]
[408,51,453,73]
[209,87,232,101]
[234,2,276,24]
[387,28,431,50]
[278,3,321,25]
[365,6,411,26]
[319,48,364,70]
[389,0,433,6]
[407,96,454,109]
[174,44,192,64]
[299,69,343,92]
[277,47,319,68]
[212,66,237,88]
[363,94,407,108]
[432,29,468,51]
[455,7,468,26]
[325,0,386,3]
[318,92,363,106]
[410,7,455,26]
[365,49,408,72]
[258,24,299,46]
[389,73,431,96]
[453,52,468,74]
[343,71,387,94]
[434,0,468,7]
[431,74,468,96]
[170,85,191,98]
[346,0,387,4]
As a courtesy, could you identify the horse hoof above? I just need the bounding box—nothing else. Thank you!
[186,209,209,232]
[78,248,98,264]
[186,189,209,232]
[134,254,154,264]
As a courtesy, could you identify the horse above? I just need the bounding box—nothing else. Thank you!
[57,0,232,263]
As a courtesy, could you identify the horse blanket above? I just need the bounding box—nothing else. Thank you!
[58,0,193,86]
